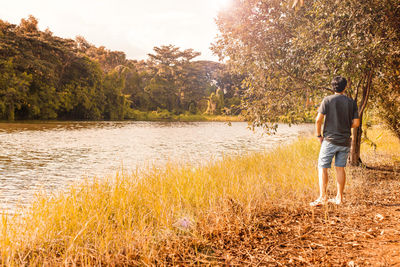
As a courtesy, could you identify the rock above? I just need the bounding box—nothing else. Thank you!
[173,217,193,231]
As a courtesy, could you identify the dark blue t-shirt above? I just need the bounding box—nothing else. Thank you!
[318,94,359,147]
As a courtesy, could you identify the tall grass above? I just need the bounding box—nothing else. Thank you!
[0,138,320,265]
[361,125,400,161]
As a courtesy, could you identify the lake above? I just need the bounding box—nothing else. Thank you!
[0,121,313,212]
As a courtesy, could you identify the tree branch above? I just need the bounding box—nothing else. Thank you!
[354,76,364,103]
[315,86,335,93]
[359,70,373,116]
[273,62,311,88]
[272,62,334,93]
[279,87,308,102]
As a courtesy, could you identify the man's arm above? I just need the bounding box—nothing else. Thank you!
[316,113,325,144]
[351,118,360,128]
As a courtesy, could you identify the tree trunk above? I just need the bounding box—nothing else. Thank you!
[6,100,15,121]
[349,69,373,166]
[349,116,363,166]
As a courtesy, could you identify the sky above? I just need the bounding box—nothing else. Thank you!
[0,0,231,61]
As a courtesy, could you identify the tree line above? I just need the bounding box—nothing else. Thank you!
[0,16,243,121]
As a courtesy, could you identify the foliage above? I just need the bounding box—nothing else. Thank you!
[212,0,400,163]
[0,16,243,121]
[0,59,32,120]
[373,56,400,139]
[188,102,197,114]
[0,17,127,120]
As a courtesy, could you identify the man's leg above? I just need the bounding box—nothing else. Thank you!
[311,141,334,206]
[318,167,329,200]
[330,146,350,204]
[335,166,346,203]
[310,168,329,206]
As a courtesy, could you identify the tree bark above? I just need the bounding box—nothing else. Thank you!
[349,117,363,166]
[349,70,373,166]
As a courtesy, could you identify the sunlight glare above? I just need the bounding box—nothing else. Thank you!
[212,0,232,12]
[218,0,231,6]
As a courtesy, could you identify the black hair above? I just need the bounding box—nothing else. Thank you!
[331,76,347,93]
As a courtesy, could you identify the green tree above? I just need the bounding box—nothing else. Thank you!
[145,45,201,111]
[59,56,105,120]
[82,41,127,73]
[0,16,129,121]
[213,0,400,165]
[213,65,245,115]
[0,59,32,120]
[117,62,150,110]
[18,15,39,33]
[103,70,126,120]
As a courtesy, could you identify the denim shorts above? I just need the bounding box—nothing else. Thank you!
[318,140,350,168]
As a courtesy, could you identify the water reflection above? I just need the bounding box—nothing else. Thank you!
[0,121,313,212]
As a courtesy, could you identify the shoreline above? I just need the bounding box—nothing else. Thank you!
[0,115,245,124]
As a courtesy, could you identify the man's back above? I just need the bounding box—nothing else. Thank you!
[318,94,358,147]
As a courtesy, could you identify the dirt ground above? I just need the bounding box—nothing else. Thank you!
[219,155,400,266]
[162,153,400,266]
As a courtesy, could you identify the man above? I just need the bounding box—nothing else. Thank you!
[310,76,360,206]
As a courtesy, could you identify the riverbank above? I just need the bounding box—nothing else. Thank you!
[0,127,398,265]
[0,114,244,124]
[126,110,244,122]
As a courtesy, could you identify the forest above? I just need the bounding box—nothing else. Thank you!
[0,16,243,121]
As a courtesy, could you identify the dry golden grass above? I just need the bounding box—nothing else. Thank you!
[200,115,244,122]
[361,125,400,163]
[0,127,398,265]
